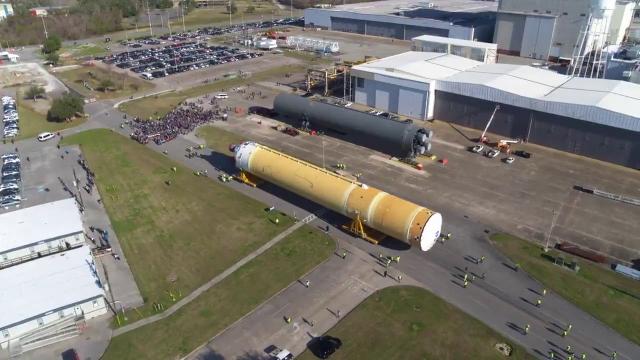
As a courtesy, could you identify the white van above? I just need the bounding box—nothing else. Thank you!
[214,93,228,99]
[141,72,154,80]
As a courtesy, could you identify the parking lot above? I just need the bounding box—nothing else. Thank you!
[102,42,263,80]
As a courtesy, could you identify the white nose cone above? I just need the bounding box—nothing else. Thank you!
[419,212,443,251]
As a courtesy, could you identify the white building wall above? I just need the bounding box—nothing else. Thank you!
[303,8,478,40]
[0,232,84,267]
[352,73,432,119]
[608,2,635,45]
[0,296,107,349]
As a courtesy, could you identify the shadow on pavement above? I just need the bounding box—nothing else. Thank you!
[196,348,225,360]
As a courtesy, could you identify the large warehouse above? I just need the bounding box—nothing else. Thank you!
[494,0,636,60]
[350,52,640,168]
[0,198,85,269]
[304,0,497,42]
[350,52,479,119]
[0,246,106,350]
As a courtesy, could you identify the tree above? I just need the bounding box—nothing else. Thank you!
[245,5,256,13]
[45,51,59,65]
[42,34,62,54]
[98,78,115,92]
[227,0,238,14]
[47,93,84,122]
[25,85,46,101]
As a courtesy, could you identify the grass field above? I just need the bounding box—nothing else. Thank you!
[55,66,153,100]
[196,125,247,154]
[298,286,534,360]
[177,2,299,29]
[14,102,85,141]
[102,226,334,360]
[491,233,640,345]
[61,43,110,59]
[62,129,296,318]
[119,64,303,119]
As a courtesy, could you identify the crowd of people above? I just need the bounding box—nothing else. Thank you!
[129,103,222,145]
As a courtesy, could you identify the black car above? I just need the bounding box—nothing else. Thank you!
[248,106,278,117]
[2,173,20,183]
[514,150,532,159]
[307,336,342,359]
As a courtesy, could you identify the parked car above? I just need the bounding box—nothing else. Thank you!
[514,150,532,159]
[214,93,228,99]
[485,149,500,158]
[504,156,515,164]
[470,144,484,153]
[37,132,55,142]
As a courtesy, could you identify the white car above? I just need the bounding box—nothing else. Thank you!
[504,156,515,164]
[485,149,500,158]
[470,144,484,153]
[37,132,55,142]
[214,93,228,99]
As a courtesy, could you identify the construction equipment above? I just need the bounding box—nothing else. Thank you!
[479,104,500,143]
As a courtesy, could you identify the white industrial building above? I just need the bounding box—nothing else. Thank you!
[0,246,107,351]
[304,0,497,42]
[494,0,636,61]
[350,51,640,168]
[411,35,498,63]
[0,198,85,269]
[351,52,481,119]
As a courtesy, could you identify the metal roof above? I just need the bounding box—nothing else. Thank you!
[0,198,84,254]
[320,0,498,16]
[412,35,498,50]
[353,51,640,131]
[0,246,104,329]
[436,61,640,132]
[351,52,480,83]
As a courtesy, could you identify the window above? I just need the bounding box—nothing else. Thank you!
[546,10,551,14]
[533,9,538,13]
[92,299,99,308]
[356,77,364,88]
[37,318,44,326]
[562,12,568,15]
[580,13,586,17]
[1,329,8,338]
[1,253,7,261]
[58,310,65,319]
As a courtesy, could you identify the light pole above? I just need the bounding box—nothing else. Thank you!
[40,15,48,39]
[146,0,153,36]
[181,2,186,32]
[229,0,232,26]
[322,138,325,169]
[290,0,293,18]
[544,209,560,252]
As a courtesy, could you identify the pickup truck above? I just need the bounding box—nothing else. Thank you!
[265,345,293,360]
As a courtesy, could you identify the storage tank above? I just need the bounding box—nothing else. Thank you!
[235,142,442,251]
[274,93,433,158]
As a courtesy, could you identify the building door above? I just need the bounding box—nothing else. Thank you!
[398,88,426,119]
[375,89,390,111]
[521,16,556,59]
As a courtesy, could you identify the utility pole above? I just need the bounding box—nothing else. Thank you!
[40,15,48,39]
[290,0,293,18]
[146,0,154,36]
[545,209,561,252]
[181,2,186,32]
[229,0,232,26]
[322,138,325,169]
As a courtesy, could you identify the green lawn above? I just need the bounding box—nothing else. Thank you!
[491,233,640,345]
[178,2,296,29]
[61,129,295,318]
[196,125,248,154]
[55,66,154,100]
[298,286,534,360]
[14,102,85,141]
[119,64,303,119]
[103,226,334,360]
[61,43,110,59]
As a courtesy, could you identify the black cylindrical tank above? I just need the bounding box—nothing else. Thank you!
[274,93,432,157]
